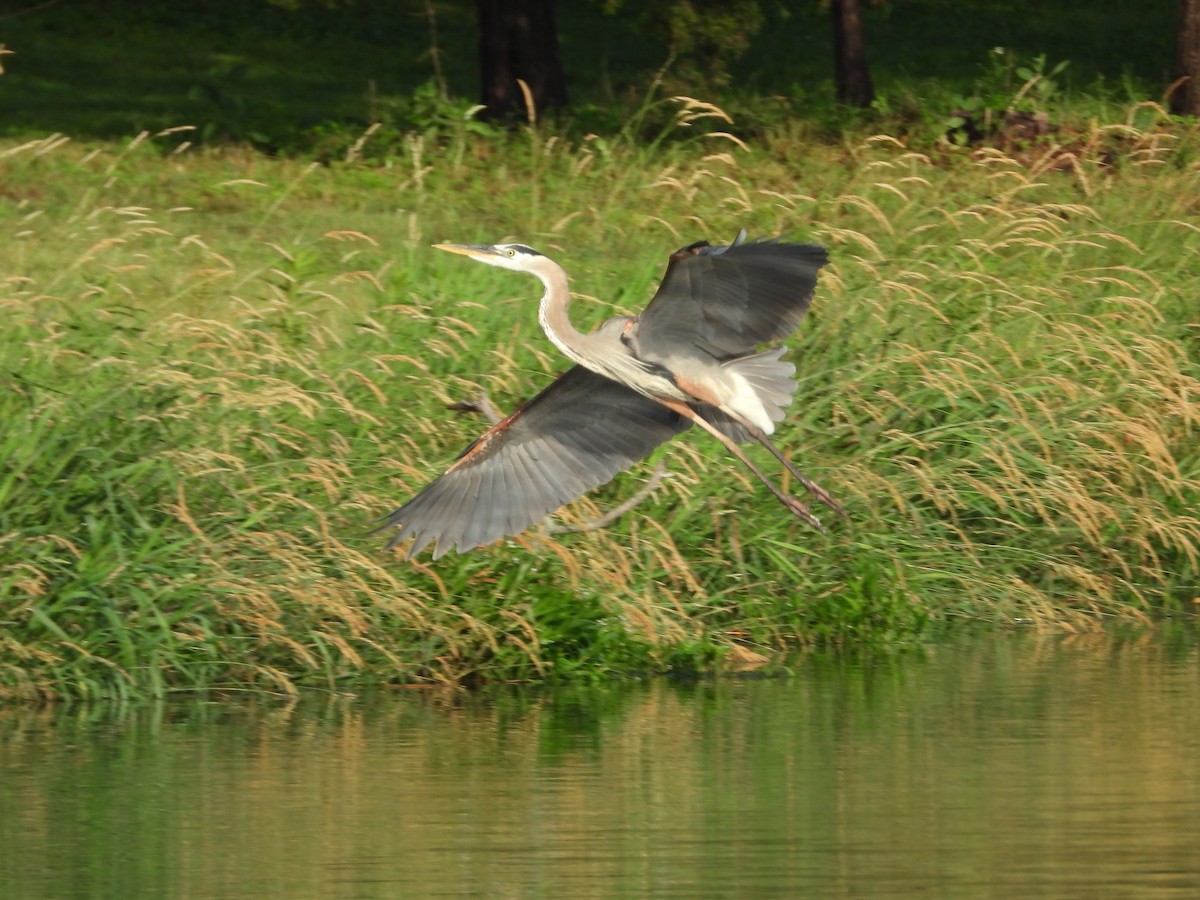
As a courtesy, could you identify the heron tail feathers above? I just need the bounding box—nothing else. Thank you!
[722,346,797,429]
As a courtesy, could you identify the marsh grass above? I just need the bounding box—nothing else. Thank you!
[2,103,1198,700]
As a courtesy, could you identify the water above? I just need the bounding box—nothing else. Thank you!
[2,633,1198,898]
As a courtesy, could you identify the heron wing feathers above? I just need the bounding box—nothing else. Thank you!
[633,237,829,361]
[378,365,689,559]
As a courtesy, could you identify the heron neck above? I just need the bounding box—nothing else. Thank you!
[536,264,590,364]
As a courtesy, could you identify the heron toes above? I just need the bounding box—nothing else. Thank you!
[796,475,845,518]
[782,494,824,530]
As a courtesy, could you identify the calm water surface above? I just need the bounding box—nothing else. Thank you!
[2,633,1198,898]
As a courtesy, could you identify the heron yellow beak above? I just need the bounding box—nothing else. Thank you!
[432,243,492,259]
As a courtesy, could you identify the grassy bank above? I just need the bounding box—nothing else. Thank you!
[2,100,1198,700]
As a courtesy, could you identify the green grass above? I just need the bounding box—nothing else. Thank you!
[0,1,1197,700]
[2,100,1197,700]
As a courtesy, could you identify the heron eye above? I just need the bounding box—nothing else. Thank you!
[506,248,516,258]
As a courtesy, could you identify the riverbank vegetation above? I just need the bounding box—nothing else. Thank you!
[1,2,1197,700]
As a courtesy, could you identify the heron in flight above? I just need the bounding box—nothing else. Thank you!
[378,230,841,559]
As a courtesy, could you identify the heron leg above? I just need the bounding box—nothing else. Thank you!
[743,426,845,517]
[662,400,824,530]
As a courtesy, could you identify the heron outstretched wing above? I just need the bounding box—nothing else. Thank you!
[630,235,829,362]
[378,366,689,559]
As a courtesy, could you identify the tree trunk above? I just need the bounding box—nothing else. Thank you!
[477,0,568,121]
[830,0,874,108]
[1172,0,1200,116]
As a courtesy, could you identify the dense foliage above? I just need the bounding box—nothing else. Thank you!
[0,1,1196,700]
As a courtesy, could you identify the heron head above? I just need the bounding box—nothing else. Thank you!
[433,242,544,272]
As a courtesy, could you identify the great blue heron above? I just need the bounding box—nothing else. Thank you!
[378,230,841,559]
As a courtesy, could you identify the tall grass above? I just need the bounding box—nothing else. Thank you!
[1,103,1197,700]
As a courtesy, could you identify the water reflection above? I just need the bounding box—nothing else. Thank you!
[2,633,1199,897]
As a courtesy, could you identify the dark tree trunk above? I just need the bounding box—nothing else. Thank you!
[477,0,568,121]
[830,0,874,108]
[1172,0,1200,116]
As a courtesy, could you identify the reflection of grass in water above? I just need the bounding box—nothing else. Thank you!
[1,104,1197,699]
[3,636,1195,896]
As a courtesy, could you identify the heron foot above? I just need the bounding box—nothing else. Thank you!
[782,494,824,530]
[796,476,845,518]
